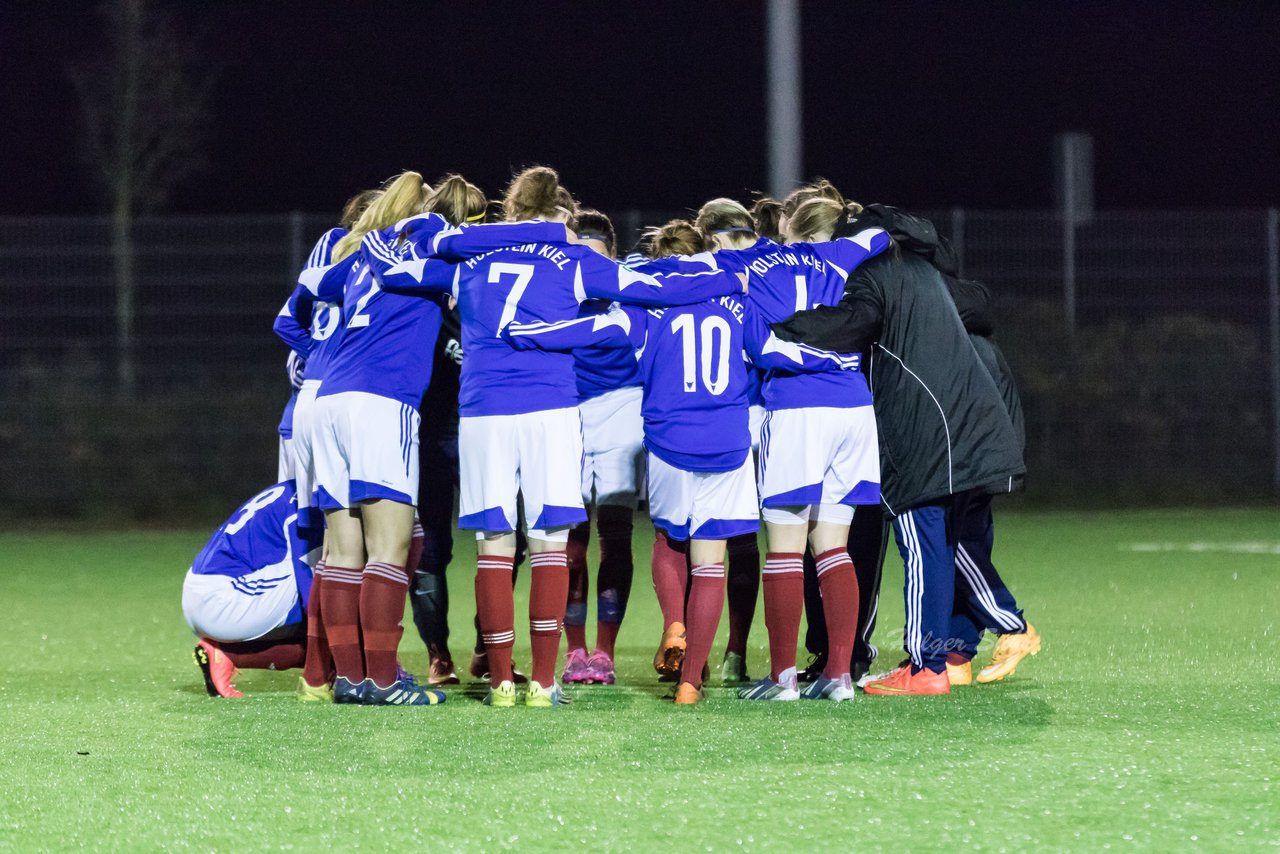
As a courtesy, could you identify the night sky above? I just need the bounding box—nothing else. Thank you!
[4,1,1277,216]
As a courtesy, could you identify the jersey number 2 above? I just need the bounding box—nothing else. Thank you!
[671,314,731,396]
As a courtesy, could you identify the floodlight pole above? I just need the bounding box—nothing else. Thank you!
[766,0,802,199]
[1268,207,1280,495]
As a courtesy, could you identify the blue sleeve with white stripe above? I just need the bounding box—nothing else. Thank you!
[428,220,571,261]
[577,250,744,308]
[502,304,642,352]
[741,302,860,373]
[805,228,892,279]
[273,285,316,359]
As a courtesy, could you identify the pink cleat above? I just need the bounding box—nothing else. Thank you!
[562,648,592,684]
[194,640,243,698]
[585,651,616,685]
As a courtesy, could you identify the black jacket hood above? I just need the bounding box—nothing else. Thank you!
[836,204,959,276]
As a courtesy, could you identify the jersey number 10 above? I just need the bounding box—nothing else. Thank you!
[671,314,731,396]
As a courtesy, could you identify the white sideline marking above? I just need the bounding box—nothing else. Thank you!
[1123,542,1280,555]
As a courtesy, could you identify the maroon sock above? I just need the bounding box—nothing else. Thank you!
[725,533,760,656]
[475,554,516,686]
[529,551,569,686]
[565,523,590,651]
[815,548,860,679]
[359,562,410,687]
[302,564,332,686]
[220,641,307,671]
[651,530,690,629]
[683,563,727,689]
[407,522,425,572]
[762,552,805,680]
[319,565,364,682]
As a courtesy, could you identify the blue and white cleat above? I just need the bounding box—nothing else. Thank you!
[738,667,800,701]
[333,676,367,705]
[801,673,856,702]
[362,678,446,706]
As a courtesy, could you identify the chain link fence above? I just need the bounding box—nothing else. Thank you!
[1,209,1276,523]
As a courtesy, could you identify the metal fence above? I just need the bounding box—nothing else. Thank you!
[1,209,1276,523]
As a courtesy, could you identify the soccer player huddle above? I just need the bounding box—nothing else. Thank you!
[182,166,1043,708]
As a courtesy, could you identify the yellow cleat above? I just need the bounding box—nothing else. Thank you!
[296,677,334,703]
[946,660,973,686]
[525,680,570,707]
[483,680,517,708]
[977,622,1041,683]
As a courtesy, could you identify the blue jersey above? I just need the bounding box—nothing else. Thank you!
[191,481,324,623]
[377,229,742,417]
[723,231,890,411]
[286,228,349,386]
[574,300,642,401]
[504,297,859,472]
[316,226,446,409]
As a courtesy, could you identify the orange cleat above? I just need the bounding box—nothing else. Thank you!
[653,621,687,677]
[863,663,951,696]
[673,681,705,705]
[977,623,1041,683]
[194,640,243,698]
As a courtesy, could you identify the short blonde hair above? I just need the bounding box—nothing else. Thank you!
[645,219,705,258]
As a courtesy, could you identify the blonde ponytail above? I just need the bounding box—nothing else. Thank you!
[787,197,865,243]
[331,171,430,261]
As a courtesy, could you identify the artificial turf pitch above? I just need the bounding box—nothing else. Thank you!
[2,508,1277,851]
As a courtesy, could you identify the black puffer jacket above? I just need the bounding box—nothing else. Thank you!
[771,205,1025,515]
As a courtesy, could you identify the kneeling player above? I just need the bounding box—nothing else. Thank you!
[183,481,323,699]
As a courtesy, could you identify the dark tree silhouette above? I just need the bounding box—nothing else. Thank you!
[68,0,210,396]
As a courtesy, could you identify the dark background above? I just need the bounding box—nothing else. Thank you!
[3,1,1277,216]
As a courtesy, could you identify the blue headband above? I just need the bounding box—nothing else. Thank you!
[712,227,755,234]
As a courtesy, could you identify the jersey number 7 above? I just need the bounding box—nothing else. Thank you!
[492,262,536,331]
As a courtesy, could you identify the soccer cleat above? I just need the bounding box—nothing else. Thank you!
[858,660,905,690]
[296,677,333,703]
[362,678,446,706]
[653,621,687,676]
[333,676,367,704]
[800,673,856,701]
[977,623,1041,684]
[427,648,460,686]
[719,651,750,684]
[863,664,951,696]
[562,648,592,684]
[673,681,705,705]
[947,659,973,686]
[797,653,827,684]
[525,680,571,707]
[193,641,243,699]
[483,680,517,708]
[739,669,800,701]
[585,651,616,685]
[469,651,529,684]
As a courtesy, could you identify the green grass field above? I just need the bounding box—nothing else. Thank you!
[2,508,1278,851]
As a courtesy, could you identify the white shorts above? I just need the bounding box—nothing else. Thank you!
[758,405,880,514]
[647,451,759,541]
[277,436,295,482]
[312,391,420,510]
[459,407,587,536]
[291,380,322,523]
[749,404,767,453]
[579,386,645,509]
[182,566,300,642]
